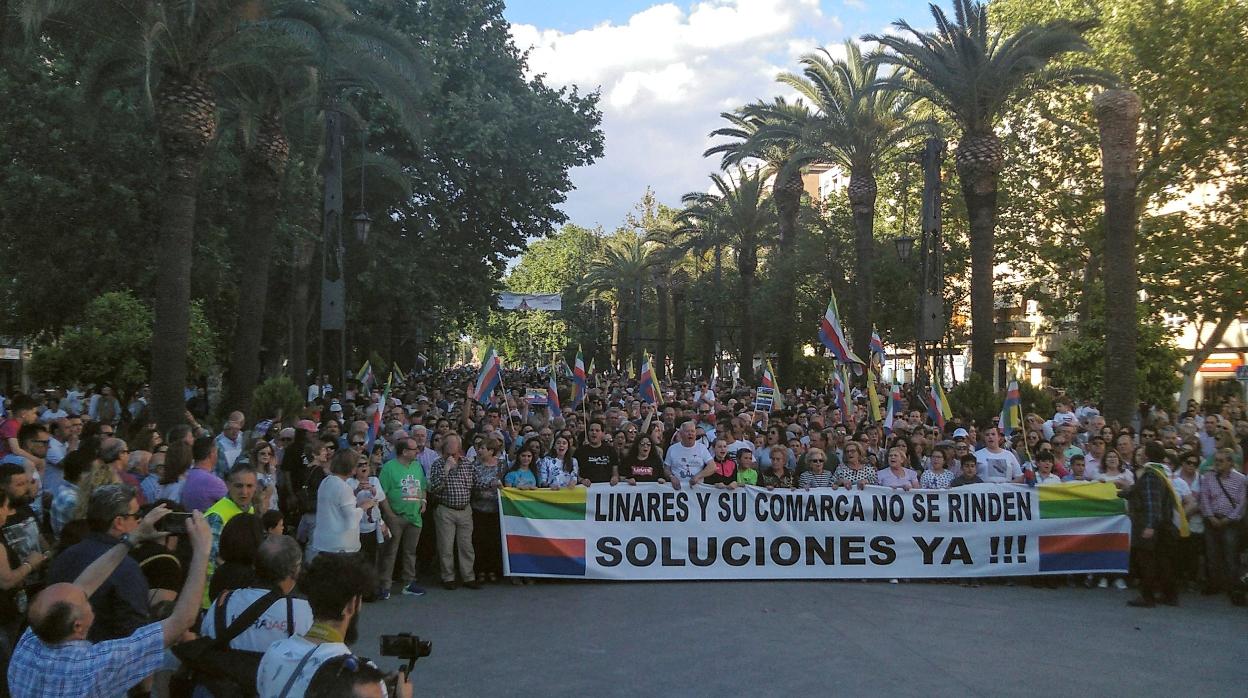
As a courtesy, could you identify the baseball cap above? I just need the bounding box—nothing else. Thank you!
[329,400,343,413]
[296,419,318,433]
[278,427,296,440]
[952,428,969,439]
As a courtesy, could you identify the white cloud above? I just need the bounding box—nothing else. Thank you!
[510,0,846,228]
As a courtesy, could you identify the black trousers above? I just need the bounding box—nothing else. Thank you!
[1134,528,1178,602]
[472,509,503,577]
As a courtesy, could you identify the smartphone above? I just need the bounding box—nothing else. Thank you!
[158,512,192,534]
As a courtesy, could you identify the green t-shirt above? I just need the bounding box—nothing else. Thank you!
[380,458,428,526]
[736,468,758,485]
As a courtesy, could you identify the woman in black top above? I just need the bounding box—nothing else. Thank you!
[620,436,667,485]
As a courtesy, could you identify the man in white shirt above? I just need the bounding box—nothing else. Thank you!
[663,421,714,488]
[256,552,375,698]
[214,421,244,477]
[199,535,313,690]
[975,427,1024,483]
[307,376,333,404]
[692,382,716,406]
[39,397,67,424]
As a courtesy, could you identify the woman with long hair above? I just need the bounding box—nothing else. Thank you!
[155,440,192,503]
[504,448,539,490]
[620,435,666,485]
[538,434,579,489]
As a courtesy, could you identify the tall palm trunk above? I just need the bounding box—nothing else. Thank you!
[738,243,758,383]
[225,112,289,414]
[773,172,803,384]
[1095,89,1141,426]
[955,132,1005,382]
[609,299,622,369]
[151,73,216,431]
[672,283,687,380]
[847,164,877,361]
[655,278,669,380]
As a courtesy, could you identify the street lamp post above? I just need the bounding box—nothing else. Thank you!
[894,138,946,392]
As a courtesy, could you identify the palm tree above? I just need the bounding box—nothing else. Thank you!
[645,216,702,381]
[1094,89,1141,425]
[682,169,775,382]
[218,1,427,415]
[865,0,1107,380]
[705,98,808,385]
[765,41,928,361]
[582,233,659,372]
[673,203,730,377]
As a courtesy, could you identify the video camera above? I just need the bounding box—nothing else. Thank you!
[380,633,432,675]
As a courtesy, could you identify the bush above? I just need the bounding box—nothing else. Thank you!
[1017,381,1054,420]
[946,373,998,427]
[251,376,305,423]
[788,355,832,388]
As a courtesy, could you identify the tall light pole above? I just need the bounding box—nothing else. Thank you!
[894,137,945,391]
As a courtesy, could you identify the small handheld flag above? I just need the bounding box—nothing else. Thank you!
[473,347,503,406]
[638,352,659,405]
[866,369,882,423]
[547,369,562,417]
[869,328,886,365]
[883,381,900,436]
[355,360,375,392]
[762,360,784,411]
[1000,380,1023,437]
[817,290,865,366]
[571,348,588,408]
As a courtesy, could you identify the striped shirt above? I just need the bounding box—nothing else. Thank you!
[429,456,475,509]
[1199,470,1246,521]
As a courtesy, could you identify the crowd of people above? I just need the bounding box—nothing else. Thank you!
[0,368,1245,696]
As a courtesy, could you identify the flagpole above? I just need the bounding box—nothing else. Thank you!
[496,365,517,437]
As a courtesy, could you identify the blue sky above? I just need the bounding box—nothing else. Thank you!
[502,1,937,232]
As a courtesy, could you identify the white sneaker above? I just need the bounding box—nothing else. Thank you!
[1113,578,1128,590]
[1097,578,1109,588]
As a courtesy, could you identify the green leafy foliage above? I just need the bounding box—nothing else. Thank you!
[251,376,305,422]
[29,291,215,390]
[1051,319,1182,409]
[946,373,999,427]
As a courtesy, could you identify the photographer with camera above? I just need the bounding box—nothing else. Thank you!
[257,552,387,698]
[7,503,212,697]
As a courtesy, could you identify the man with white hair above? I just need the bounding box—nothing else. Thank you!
[214,420,244,477]
[662,421,715,490]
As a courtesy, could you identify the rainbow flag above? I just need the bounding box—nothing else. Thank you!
[817,290,864,366]
[570,348,587,408]
[1038,533,1129,573]
[638,352,659,405]
[473,346,502,405]
[883,382,900,435]
[1000,380,1022,437]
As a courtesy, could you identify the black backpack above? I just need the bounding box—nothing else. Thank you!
[171,589,295,698]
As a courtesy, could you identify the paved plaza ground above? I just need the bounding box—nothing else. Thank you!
[359,578,1248,697]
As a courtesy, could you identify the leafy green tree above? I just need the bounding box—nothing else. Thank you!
[30,291,215,392]
[1051,318,1182,411]
[250,375,305,422]
[865,0,1107,380]
[582,230,660,371]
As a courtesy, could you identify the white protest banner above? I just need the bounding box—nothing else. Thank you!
[498,292,562,311]
[498,482,1130,580]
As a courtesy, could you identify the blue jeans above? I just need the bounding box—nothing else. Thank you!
[1204,521,1241,594]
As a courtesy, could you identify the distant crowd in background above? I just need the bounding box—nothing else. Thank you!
[0,369,1245,696]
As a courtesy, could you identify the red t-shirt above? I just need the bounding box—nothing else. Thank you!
[0,418,18,456]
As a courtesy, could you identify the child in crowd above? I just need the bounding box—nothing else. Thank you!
[705,437,738,488]
[1062,455,1088,482]
[262,509,285,536]
[735,447,758,486]
[1033,452,1062,484]
[951,454,982,487]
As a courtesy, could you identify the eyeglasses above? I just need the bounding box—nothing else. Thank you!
[351,441,366,447]
[809,459,825,464]
[32,439,50,445]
